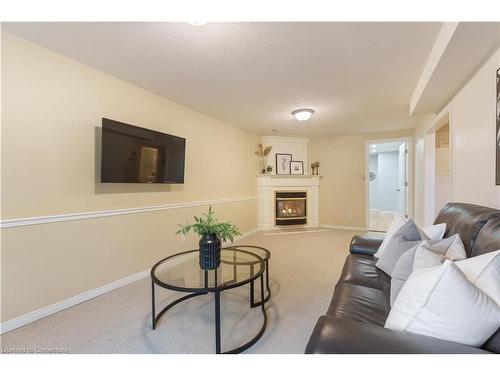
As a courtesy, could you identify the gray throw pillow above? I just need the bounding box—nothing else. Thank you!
[375,219,427,276]
[389,234,467,306]
[390,244,419,306]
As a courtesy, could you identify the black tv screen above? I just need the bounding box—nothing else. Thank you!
[100,118,185,183]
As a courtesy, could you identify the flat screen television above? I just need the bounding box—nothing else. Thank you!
[100,118,186,183]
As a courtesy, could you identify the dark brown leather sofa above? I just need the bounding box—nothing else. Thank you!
[305,203,500,354]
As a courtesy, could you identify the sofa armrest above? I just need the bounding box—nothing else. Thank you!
[305,316,489,354]
[349,235,383,256]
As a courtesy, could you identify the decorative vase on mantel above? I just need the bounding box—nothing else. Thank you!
[199,233,221,270]
[255,143,272,175]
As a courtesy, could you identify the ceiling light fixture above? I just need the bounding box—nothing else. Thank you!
[188,21,208,26]
[292,108,314,122]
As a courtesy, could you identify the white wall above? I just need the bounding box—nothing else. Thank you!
[376,151,400,212]
[369,154,379,209]
[261,136,309,174]
[414,138,425,226]
[450,47,500,207]
[414,47,500,225]
[369,151,400,212]
[435,145,451,213]
[435,175,451,213]
[413,114,437,226]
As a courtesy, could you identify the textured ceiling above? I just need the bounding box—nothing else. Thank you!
[3,22,443,137]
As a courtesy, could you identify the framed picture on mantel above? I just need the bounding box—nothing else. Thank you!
[496,67,500,185]
[290,161,304,175]
[276,153,292,174]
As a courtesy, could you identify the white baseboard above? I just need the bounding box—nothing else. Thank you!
[0,227,259,335]
[263,227,332,236]
[321,224,367,231]
[0,269,150,335]
[232,228,259,242]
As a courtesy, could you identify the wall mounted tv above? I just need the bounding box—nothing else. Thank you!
[100,118,186,183]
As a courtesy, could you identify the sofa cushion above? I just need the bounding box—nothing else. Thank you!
[305,316,489,354]
[338,254,390,292]
[327,283,389,326]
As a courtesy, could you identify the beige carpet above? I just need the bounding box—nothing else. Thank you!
[0,229,360,354]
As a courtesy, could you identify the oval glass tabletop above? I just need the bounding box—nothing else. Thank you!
[223,245,270,262]
[151,248,264,292]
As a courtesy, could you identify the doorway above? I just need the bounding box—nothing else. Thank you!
[366,139,410,232]
[434,123,451,214]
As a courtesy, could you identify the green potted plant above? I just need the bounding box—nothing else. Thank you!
[176,206,241,270]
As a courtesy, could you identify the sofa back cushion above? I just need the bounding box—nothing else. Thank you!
[471,216,500,257]
[433,203,498,257]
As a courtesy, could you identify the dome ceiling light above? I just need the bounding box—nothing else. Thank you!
[188,21,208,26]
[292,108,314,122]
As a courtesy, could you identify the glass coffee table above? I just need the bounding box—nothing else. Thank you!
[151,247,269,354]
[223,245,271,307]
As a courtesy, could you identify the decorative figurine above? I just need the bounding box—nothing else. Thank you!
[311,161,320,175]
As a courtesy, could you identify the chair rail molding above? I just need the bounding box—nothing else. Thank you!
[0,196,257,228]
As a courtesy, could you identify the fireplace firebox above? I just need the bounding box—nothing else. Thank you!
[275,191,307,226]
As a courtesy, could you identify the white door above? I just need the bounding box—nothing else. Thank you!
[397,142,407,217]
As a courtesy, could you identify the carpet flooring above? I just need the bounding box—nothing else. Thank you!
[0,229,361,354]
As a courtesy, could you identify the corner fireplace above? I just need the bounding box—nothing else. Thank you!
[275,191,307,226]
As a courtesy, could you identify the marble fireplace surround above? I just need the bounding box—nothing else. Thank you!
[257,175,320,231]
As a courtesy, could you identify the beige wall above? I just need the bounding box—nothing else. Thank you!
[1,33,258,323]
[1,201,257,322]
[450,47,500,207]
[309,129,413,228]
[1,33,259,218]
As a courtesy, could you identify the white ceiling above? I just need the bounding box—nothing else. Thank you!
[3,22,443,138]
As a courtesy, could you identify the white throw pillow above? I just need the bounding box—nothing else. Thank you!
[374,213,446,259]
[421,223,446,243]
[455,250,500,304]
[374,213,406,259]
[385,260,500,347]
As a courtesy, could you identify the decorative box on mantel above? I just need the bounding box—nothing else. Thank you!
[257,175,320,231]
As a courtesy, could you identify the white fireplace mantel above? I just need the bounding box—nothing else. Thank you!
[257,175,320,231]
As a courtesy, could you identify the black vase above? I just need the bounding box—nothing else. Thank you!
[199,233,221,270]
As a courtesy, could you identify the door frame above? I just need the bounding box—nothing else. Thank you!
[365,136,413,232]
[423,105,452,225]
